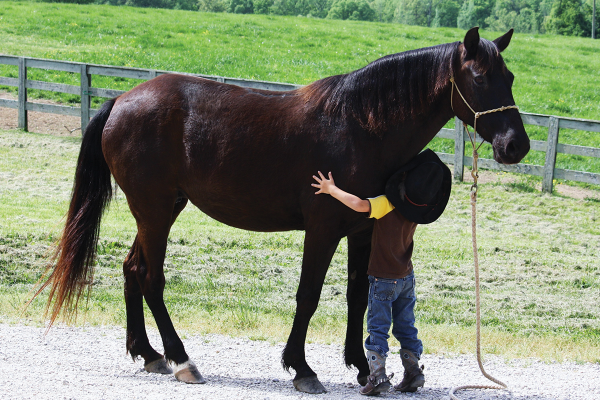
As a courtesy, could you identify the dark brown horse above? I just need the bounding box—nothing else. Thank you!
[38,27,529,393]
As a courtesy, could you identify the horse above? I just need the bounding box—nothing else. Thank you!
[37,27,529,393]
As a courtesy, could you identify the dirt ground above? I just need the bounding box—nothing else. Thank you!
[1,91,598,200]
[463,170,599,200]
[0,91,81,136]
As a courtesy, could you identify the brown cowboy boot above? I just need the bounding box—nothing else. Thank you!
[359,351,393,396]
[394,349,425,393]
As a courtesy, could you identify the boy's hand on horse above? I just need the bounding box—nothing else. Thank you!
[312,171,370,214]
[311,171,336,195]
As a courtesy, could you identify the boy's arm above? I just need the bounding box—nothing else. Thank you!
[312,171,370,213]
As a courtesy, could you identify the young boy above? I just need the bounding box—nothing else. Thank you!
[312,149,451,395]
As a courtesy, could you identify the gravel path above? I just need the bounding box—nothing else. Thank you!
[0,323,598,399]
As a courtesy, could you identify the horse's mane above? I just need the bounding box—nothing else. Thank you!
[300,39,500,134]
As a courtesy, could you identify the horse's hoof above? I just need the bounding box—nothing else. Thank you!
[357,373,369,386]
[173,360,206,384]
[293,375,327,394]
[144,358,173,374]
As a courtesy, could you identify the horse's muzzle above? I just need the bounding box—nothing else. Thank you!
[492,129,530,165]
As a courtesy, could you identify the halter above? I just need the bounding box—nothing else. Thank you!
[449,76,519,192]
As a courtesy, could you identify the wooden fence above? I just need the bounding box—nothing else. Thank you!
[1,55,599,194]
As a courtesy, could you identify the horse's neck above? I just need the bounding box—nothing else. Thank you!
[378,75,455,172]
[348,44,457,169]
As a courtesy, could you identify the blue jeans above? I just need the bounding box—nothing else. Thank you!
[364,273,423,359]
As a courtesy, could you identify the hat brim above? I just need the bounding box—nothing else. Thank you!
[385,149,452,224]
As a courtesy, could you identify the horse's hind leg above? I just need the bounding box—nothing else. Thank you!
[126,193,204,383]
[124,236,172,374]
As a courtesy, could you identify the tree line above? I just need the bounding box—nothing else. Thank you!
[42,0,598,37]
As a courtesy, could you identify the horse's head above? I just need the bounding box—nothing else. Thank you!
[451,27,530,165]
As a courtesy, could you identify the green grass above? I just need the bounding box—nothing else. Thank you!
[0,128,599,362]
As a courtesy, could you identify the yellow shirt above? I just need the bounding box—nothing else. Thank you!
[369,195,395,219]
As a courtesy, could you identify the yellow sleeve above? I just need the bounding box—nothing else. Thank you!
[368,195,395,219]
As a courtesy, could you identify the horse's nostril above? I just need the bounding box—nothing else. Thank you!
[506,141,517,157]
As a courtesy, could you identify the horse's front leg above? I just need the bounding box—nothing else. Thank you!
[282,228,341,394]
[345,229,372,386]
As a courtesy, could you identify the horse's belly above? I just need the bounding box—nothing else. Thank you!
[185,191,305,233]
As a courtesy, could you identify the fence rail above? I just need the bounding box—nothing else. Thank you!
[1,55,599,194]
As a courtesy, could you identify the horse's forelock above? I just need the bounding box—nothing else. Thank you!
[473,38,502,74]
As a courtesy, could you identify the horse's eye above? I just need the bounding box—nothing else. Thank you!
[474,76,484,85]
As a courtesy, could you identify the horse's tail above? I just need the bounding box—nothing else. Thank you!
[35,98,117,325]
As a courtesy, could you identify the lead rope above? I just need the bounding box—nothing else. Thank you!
[448,77,518,400]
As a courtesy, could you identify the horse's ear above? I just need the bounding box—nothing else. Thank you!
[463,27,480,58]
[493,29,514,53]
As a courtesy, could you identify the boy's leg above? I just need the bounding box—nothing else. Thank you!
[361,276,396,395]
[364,276,394,357]
[390,272,425,392]
[390,272,423,356]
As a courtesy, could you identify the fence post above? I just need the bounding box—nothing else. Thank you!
[80,64,91,133]
[148,70,157,79]
[18,57,28,131]
[542,116,560,193]
[453,117,465,181]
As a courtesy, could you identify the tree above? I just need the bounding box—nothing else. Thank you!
[395,0,431,26]
[327,0,376,20]
[545,0,590,36]
[431,0,461,27]
[310,0,332,18]
[515,6,540,32]
[370,0,399,23]
[229,0,254,13]
[267,0,291,14]
[585,0,599,38]
[457,0,494,29]
[252,0,273,13]
[485,0,542,33]
[198,0,228,11]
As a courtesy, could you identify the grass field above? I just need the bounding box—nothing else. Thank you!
[0,128,598,363]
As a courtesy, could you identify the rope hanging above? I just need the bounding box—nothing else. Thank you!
[448,76,518,400]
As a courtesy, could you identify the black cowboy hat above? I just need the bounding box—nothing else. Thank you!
[385,149,451,225]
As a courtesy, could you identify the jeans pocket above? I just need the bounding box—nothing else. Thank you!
[372,278,397,302]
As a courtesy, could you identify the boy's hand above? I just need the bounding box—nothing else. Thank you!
[312,171,336,195]
[311,171,370,213]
